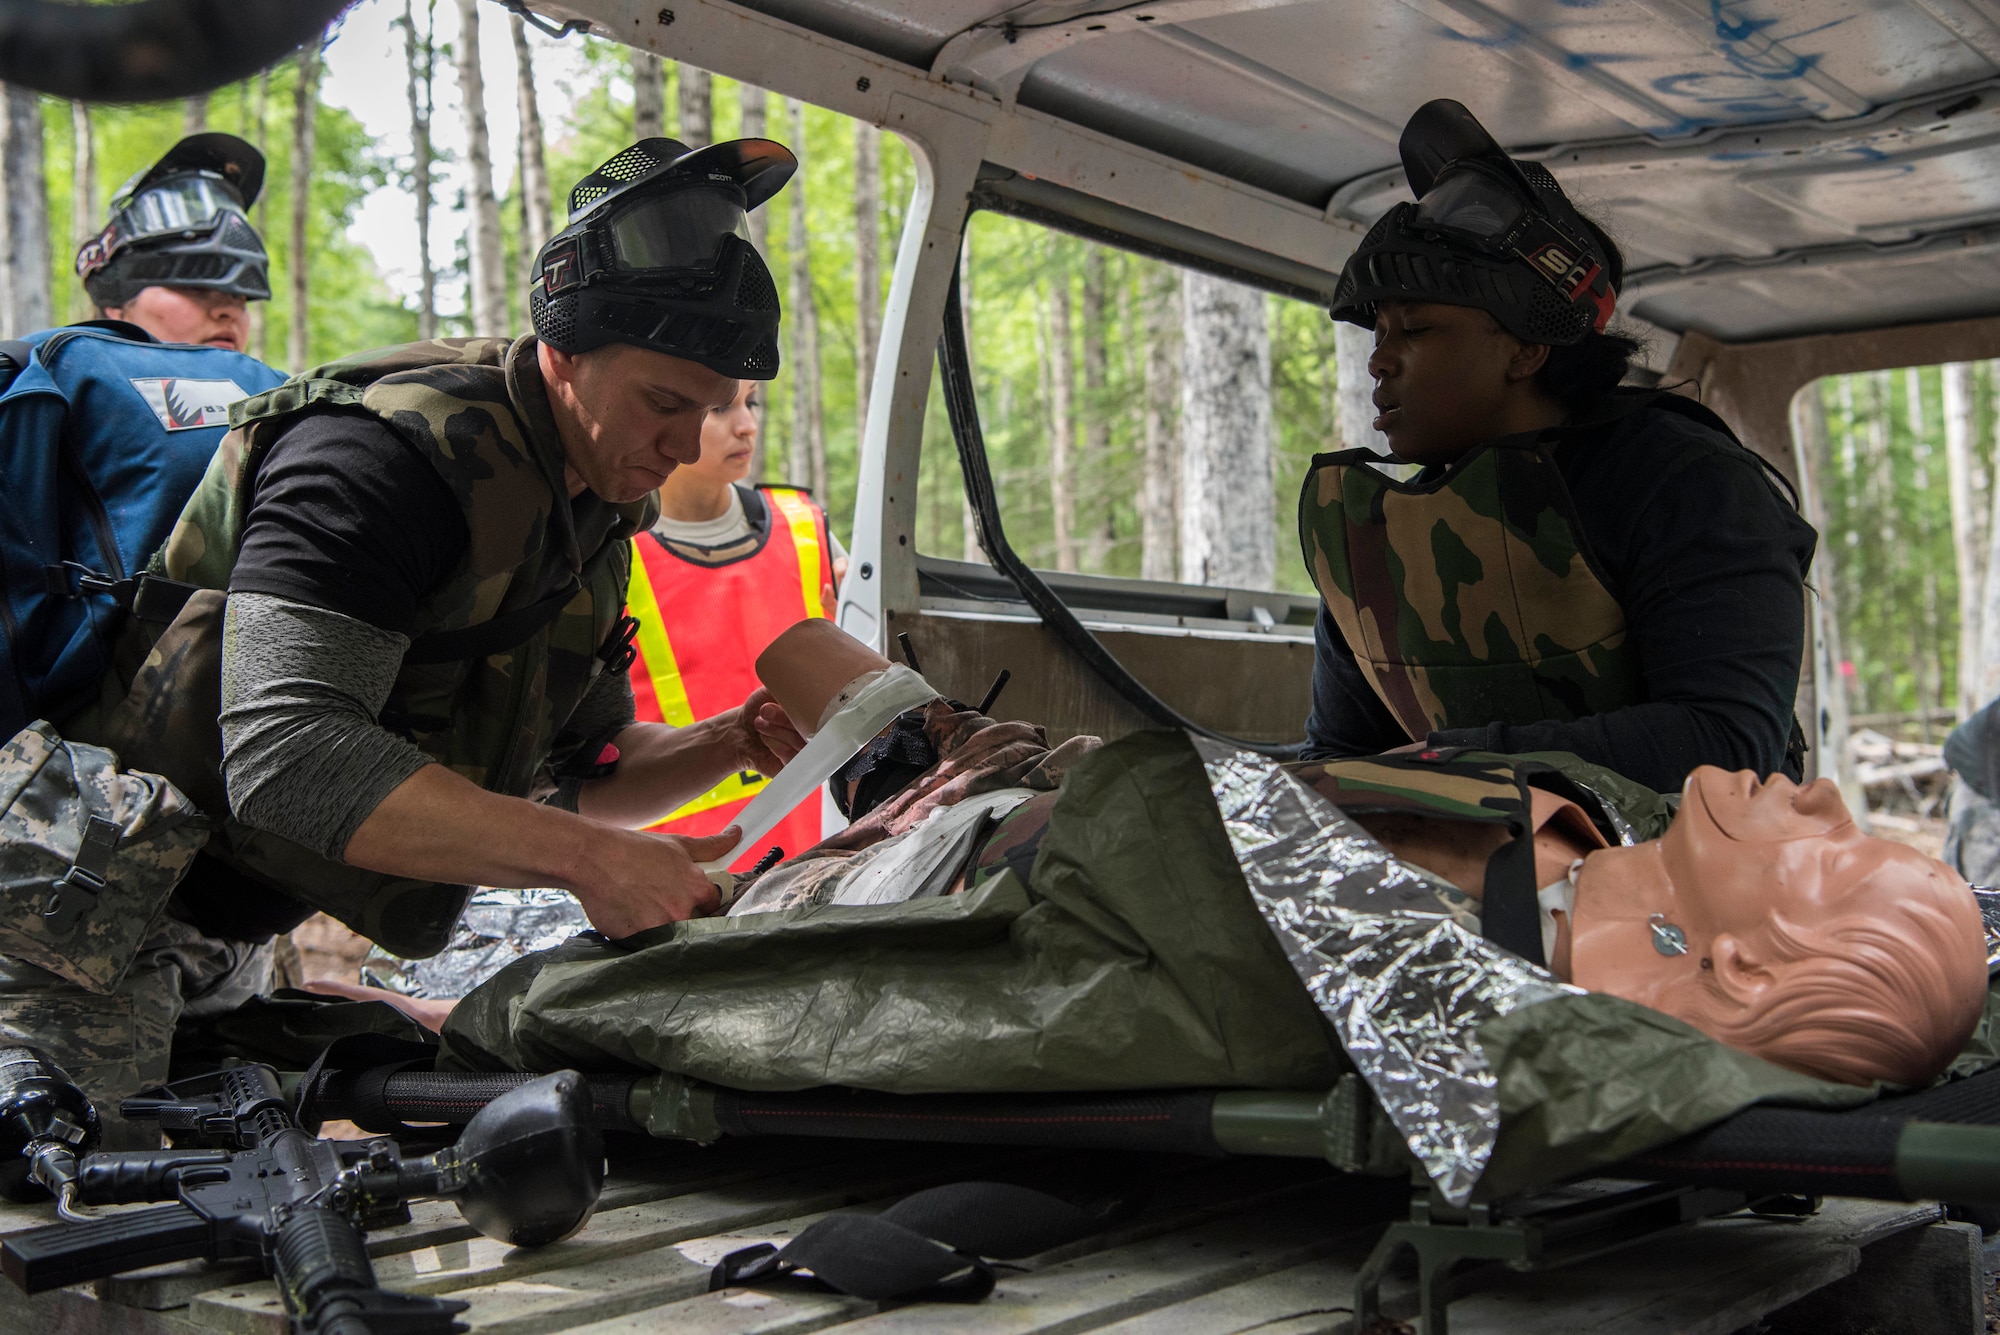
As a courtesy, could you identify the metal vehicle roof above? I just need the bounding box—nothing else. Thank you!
[674,0,2000,346]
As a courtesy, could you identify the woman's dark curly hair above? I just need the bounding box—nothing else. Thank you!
[1534,214,1644,410]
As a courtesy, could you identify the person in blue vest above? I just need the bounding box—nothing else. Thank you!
[72,133,273,355]
[0,133,284,737]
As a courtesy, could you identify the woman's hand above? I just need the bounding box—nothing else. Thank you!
[729,686,805,776]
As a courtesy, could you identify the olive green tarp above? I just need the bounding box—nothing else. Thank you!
[440,732,1997,1199]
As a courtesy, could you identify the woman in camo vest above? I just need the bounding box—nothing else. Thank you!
[1299,99,1815,795]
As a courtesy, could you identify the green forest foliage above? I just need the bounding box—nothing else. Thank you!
[22,25,1979,708]
[1816,364,2000,722]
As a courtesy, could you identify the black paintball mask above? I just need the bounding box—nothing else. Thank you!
[77,132,270,309]
[1331,100,1617,346]
[530,137,796,379]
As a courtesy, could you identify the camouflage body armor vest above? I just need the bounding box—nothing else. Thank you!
[1300,440,1643,742]
[78,336,652,956]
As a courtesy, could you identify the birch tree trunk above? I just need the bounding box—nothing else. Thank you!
[677,67,710,146]
[853,120,881,448]
[740,85,767,254]
[69,101,94,321]
[1976,371,2000,709]
[0,86,50,337]
[959,233,982,562]
[632,52,665,140]
[740,89,770,481]
[1946,362,1985,718]
[250,69,272,359]
[402,0,438,340]
[454,0,507,336]
[510,15,552,268]
[1334,321,1391,453]
[1179,271,1273,589]
[1044,272,1077,572]
[287,47,321,371]
[786,99,825,496]
[1793,386,1866,817]
[183,93,207,134]
[1080,248,1112,571]
[1140,264,1179,582]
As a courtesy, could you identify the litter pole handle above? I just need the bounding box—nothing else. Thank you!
[1,1202,210,1293]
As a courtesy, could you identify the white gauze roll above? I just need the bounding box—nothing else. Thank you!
[703,663,940,877]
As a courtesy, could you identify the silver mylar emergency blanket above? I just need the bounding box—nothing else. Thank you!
[1975,887,2000,973]
[1193,737,1579,1205]
[362,887,591,999]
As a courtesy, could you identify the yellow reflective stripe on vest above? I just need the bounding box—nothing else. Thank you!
[626,539,696,729]
[765,488,827,620]
[663,767,767,822]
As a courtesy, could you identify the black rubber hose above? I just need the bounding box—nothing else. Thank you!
[317,1067,1225,1156]
[0,0,352,104]
[937,270,1305,758]
[318,1069,644,1135]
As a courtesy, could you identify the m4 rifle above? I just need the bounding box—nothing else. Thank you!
[0,1053,604,1335]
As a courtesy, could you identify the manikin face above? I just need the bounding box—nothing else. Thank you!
[540,342,741,503]
[106,285,250,352]
[1365,299,1549,466]
[1571,768,1961,1010]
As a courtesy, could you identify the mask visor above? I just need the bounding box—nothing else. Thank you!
[1410,166,1525,245]
[605,183,752,273]
[112,174,247,248]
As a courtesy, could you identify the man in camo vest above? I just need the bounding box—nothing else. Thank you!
[5,137,805,1116]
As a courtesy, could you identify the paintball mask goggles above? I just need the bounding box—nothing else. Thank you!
[531,137,796,379]
[1331,100,1616,346]
[77,132,270,308]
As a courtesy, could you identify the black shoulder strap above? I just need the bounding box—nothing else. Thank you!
[0,340,32,395]
[400,578,582,666]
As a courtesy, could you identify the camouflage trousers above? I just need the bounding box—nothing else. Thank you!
[0,914,273,1147]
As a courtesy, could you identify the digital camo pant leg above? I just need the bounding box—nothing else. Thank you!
[0,916,272,1147]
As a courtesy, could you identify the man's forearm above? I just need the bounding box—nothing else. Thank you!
[574,718,747,828]
[343,763,620,891]
[343,763,736,937]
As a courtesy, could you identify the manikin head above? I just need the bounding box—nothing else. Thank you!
[1570,768,1987,1087]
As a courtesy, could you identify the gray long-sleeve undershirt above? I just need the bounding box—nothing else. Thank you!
[219,592,641,860]
[220,592,437,860]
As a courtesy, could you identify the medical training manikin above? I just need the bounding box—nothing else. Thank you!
[439,620,1995,1204]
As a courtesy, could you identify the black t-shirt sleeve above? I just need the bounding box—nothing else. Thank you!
[228,411,471,635]
[1303,602,1415,760]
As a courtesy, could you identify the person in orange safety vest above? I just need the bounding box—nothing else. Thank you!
[625,379,847,870]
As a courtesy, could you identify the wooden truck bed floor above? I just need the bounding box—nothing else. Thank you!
[0,1137,1981,1335]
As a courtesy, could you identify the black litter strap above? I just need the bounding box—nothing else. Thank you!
[1625,1109,1904,1199]
[711,1181,1129,1304]
[714,1086,1223,1156]
[937,271,1304,760]
[1847,1062,2000,1125]
[1625,1064,2000,1198]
